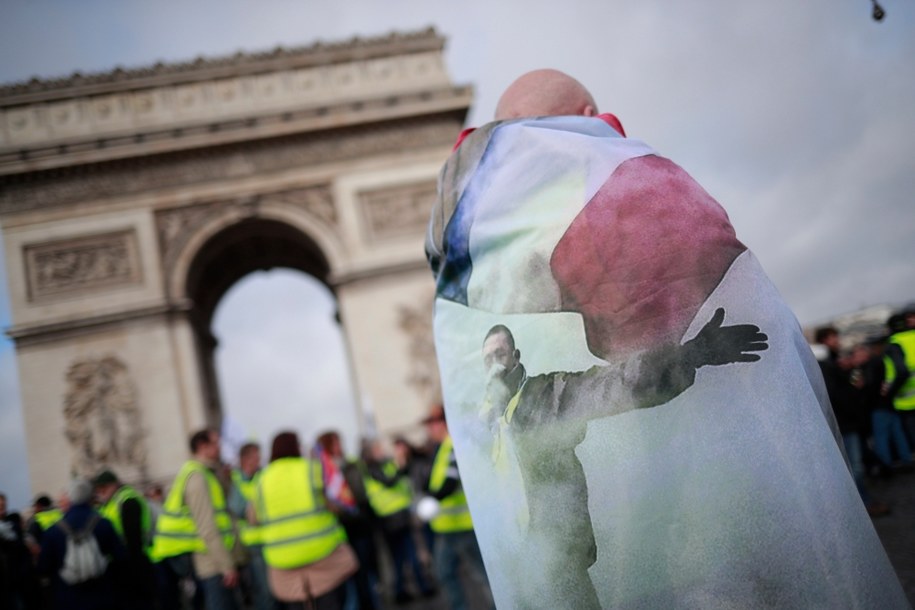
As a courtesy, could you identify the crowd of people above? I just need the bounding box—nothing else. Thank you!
[2,302,913,610]
[2,59,910,608]
[815,305,915,517]
[0,405,495,610]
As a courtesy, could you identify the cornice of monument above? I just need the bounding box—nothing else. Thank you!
[0,86,472,176]
[0,27,471,176]
[6,301,191,347]
[0,28,445,104]
[0,112,464,216]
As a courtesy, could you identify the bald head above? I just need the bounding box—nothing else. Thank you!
[494,69,598,121]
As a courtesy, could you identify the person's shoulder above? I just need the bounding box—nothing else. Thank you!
[91,510,117,533]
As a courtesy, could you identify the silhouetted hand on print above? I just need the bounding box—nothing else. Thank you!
[684,308,768,367]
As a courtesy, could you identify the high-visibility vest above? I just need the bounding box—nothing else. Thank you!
[34,508,64,530]
[363,461,412,517]
[149,461,236,562]
[255,457,346,569]
[886,330,915,411]
[428,436,473,534]
[100,485,152,551]
[231,469,263,547]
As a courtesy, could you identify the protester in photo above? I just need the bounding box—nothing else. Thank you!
[815,328,890,517]
[93,469,157,609]
[37,478,125,610]
[150,428,241,610]
[229,442,272,610]
[362,438,434,604]
[255,430,357,610]
[315,430,381,610]
[884,309,915,445]
[1,491,38,610]
[422,405,494,610]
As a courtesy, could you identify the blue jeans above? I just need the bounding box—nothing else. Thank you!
[384,526,432,597]
[244,546,274,610]
[199,574,242,610]
[343,533,380,610]
[872,409,912,467]
[842,432,871,504]
[434,531,494,610]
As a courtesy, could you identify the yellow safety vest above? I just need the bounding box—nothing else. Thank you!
[886,330,915,411]
[149,461,236,562]
[231,469,263,547]
[255,457,347,569]
[428,436,473,534]
[100,485,152,552]
[34,508,64,530]
[363,461,412,517]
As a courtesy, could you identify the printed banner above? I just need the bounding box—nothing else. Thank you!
[426,116,906,609]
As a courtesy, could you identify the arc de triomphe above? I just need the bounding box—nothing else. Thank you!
[0,29,471,494]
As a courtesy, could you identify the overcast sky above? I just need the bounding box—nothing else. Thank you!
[1,0,913,510]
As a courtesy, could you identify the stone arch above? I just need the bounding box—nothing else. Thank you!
[167,201,350,427]
[0,29,470,494]
[168,193,347,305]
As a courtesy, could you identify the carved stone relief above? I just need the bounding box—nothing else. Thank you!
[155,201,223,280]
[63,355,148,482]
[24,230,141,301]
[155,184,335,284]
[398,292,441,407]
[358,180,437,242]
[263,186,336,226]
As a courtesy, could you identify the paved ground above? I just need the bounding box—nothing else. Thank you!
[869,471,915,606]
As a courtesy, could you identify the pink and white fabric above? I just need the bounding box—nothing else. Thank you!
[426,115,906,608]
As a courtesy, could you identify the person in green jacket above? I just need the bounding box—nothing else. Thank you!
[422,406,494,610]
[362,439,434,603]
[885,308,915,444]
[151,428,240,610]
[94,469,156,608]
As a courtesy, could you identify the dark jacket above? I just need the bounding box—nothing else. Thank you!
[37,503,126,610]
[819,354,865,434]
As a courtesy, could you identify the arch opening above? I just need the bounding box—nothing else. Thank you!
[212,269,361,459]
[183,218,359,452]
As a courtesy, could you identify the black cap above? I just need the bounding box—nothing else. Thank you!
[888,313,907,334]
[92,469,119,486]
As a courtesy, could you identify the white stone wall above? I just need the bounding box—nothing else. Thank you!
[337,268,436,441]
[16,315,206,495]
[2,208,164,328]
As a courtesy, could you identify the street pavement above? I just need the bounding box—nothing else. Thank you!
[869,471,915,606]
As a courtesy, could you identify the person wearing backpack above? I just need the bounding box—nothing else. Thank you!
[36,478,125,610]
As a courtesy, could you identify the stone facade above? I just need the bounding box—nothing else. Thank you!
[0,29,470,494]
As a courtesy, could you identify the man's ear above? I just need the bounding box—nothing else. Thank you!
[582,104,597,117]
[514,349,521,362]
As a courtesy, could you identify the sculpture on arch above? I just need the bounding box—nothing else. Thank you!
[398,293,442,407]
[63,355,148,482]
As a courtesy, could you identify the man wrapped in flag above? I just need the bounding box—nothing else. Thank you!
[426,70,907,608]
